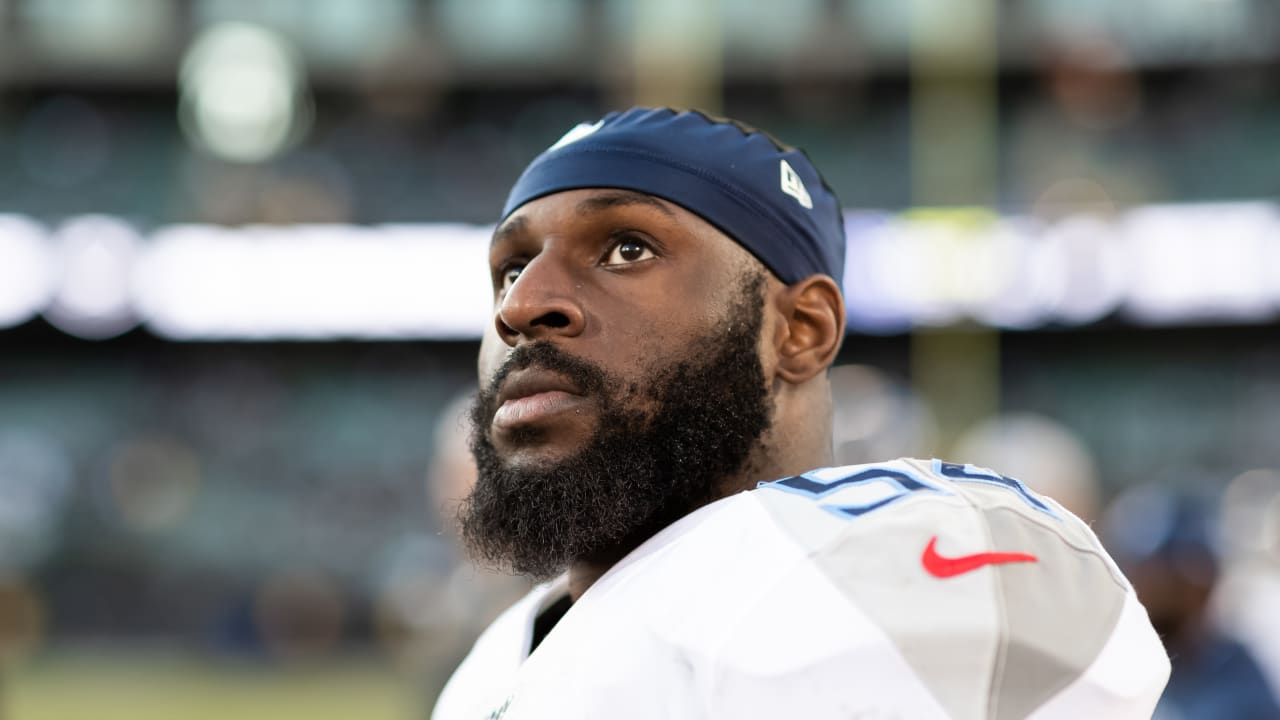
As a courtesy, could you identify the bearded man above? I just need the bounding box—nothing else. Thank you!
[433,108,1170,720]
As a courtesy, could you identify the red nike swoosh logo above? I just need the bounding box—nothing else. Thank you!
[922,536,1038,578]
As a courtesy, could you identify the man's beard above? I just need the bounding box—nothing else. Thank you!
[459,274,773,581]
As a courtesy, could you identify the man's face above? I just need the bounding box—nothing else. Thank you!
[478,188,776,465]
[459,188,777,579]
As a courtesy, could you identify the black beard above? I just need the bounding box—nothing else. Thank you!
[459,273,772,581]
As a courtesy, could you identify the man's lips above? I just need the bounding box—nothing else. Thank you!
[492,371,588,430]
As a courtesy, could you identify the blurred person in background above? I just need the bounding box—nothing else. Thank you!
[1214,469,1280,702]
[952,412,1102,524]
[417,391,530,706]
[431,107,1169,719]
[828,364,939,468]
[1104,485,1280,719]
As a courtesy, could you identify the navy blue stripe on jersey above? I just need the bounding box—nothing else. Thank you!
[760,465,947,520]
[933,460,1062,520]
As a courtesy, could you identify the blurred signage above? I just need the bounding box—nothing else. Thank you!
[1,202,1279,340]
[841,202,1280,333]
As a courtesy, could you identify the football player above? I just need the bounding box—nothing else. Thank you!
[433,108,1170,719]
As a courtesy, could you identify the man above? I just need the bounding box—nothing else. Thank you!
[1105,485,1280,719]
[433,108,1170,719]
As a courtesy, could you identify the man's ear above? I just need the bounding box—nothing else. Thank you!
[773,274,845,384]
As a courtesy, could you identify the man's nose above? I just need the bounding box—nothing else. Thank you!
[494,254,586,345]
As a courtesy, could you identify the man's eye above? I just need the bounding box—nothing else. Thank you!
[602,239,655,266]
[500,265,523,289]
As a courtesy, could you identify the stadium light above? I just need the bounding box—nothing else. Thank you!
[3,201,1280,341]
[1123,203,1279,325]
[1034,215,1127,325]
[42,215,140,339]
[130,223,494,340]
[0,216,56,330]
[179,22,312,163]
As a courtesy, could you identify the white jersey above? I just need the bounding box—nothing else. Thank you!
[432,458,1170,720]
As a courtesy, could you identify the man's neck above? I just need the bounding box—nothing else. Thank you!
[567,561,609,602]
[563,508,686,601]
[565,522,654,601]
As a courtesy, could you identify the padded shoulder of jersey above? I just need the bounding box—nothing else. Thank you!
[732,457,1164,720]
[753,457,1121,581]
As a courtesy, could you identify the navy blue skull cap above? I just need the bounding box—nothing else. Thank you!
[501,107,846,289]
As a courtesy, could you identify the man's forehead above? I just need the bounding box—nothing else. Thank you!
[491,189,680,246]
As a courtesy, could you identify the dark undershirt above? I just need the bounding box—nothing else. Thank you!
[529,594,573,654]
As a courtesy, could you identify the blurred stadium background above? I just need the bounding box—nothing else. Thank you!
[1,0,1280,717]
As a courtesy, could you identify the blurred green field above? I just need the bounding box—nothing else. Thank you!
[3,650,425,720]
